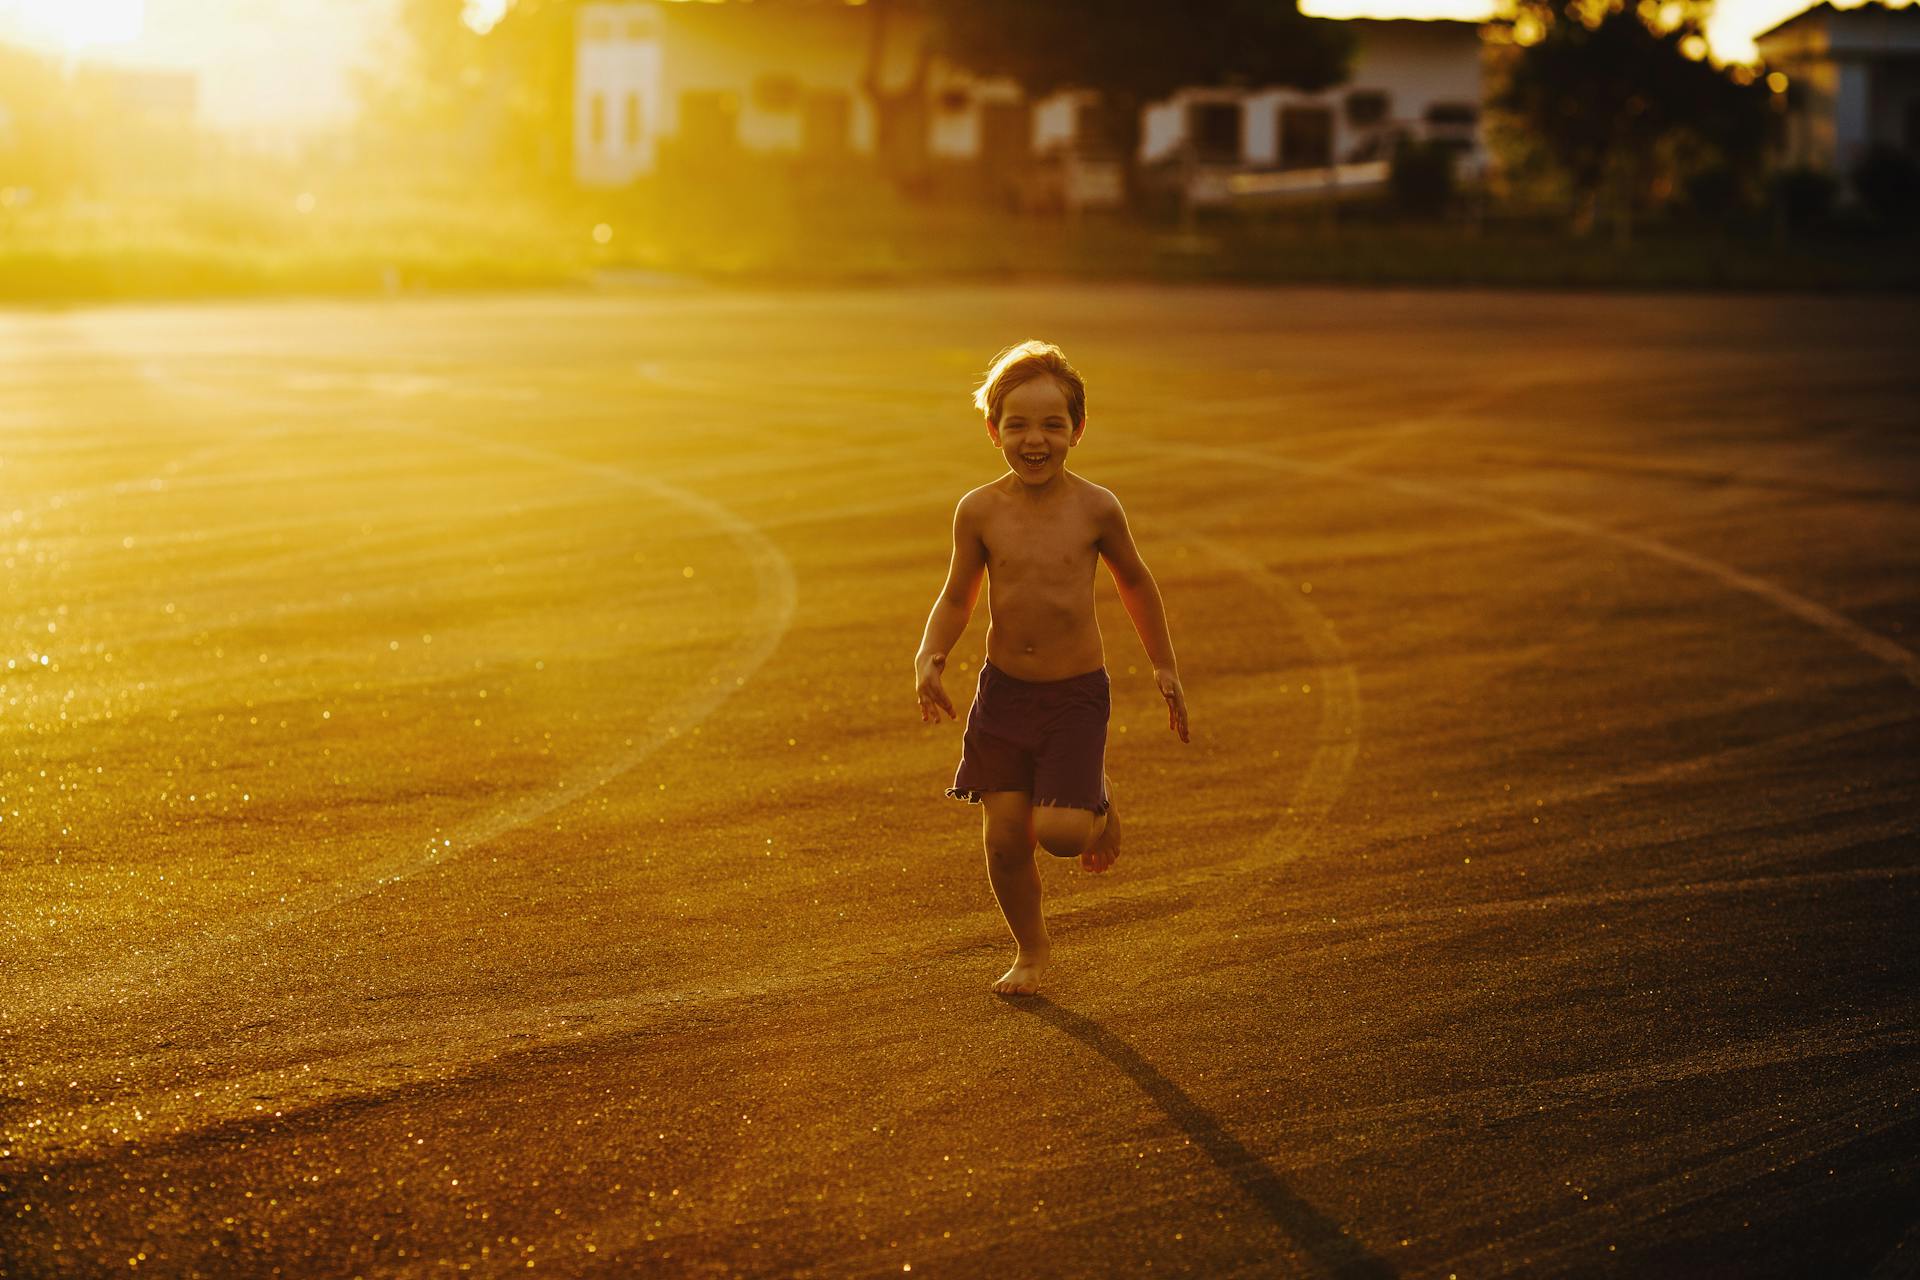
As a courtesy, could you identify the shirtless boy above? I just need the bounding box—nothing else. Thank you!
[914,340,1189,996]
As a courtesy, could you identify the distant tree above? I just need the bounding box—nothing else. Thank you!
[362,0,576,186]
[1491,0,1768,242]
[860,0,935,187]
[476,0,579,185]
[920,0,1355,200]
[0,42,97,198]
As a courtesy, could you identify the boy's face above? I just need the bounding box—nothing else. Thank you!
[986,375,1083,486]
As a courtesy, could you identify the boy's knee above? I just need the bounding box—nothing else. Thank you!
[1033,808,1095,858]
[984,822,1033,864]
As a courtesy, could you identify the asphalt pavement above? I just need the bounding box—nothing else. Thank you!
[2,284,1916,1277]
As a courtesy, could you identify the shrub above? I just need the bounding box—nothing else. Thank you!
[1772,166,1837,230]
[1682,165,1752,219]
[1390,139,1455,219]
[1851,145,1920,228]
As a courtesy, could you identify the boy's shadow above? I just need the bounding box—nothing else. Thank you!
[1010,997,1398,1280]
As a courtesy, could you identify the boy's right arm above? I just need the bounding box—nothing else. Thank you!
[915,494,988,723]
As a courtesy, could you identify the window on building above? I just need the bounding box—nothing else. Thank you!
[590,93,606,147]
[625,93,642,148]
[937,88,970,115]
[1346,90,1389,127]
[1189,101,1242,164]
[584,16,613,41]
[624,17,652,40]
[1278,105,1333,170]
[1425,102,1479,127]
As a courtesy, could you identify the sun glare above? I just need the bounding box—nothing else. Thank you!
[462,0,510,35]
[10,0,145,51]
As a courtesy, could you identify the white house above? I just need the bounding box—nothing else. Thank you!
[1139,21,1484,168]
[1138,18,1486,204]
[1755,0,1920,178]
[572,0,1487,205]
[574,1,906,184]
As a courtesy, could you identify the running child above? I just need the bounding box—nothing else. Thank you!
[913,339,1189,996]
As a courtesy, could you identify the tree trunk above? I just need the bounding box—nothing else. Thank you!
[861,0,931,190]
[1571,187,1599,237]
[1611,153,1637,251]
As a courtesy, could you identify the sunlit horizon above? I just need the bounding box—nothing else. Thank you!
[0,0,387,132]
[0,0,1889,135]
[1298,0,1860,62]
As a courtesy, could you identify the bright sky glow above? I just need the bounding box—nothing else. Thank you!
[0,0,391,133]
[463,0,509,35]
[0,0,1872,137]
[0,0,146,52]
[1300,0,1867,62]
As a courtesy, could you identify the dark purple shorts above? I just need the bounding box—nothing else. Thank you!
[946,660,1111,815]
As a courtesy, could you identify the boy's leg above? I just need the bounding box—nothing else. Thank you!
[1032,773,1119,873]
[1082,776,1120,874]
[1030,672,1118,871]
[1033,806,1102,858]
[980,790,1048,995]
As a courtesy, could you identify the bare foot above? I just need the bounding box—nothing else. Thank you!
[992,951,1048,995]
[1080,777,1120,874]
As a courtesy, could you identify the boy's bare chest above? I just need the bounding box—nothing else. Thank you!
[980,506,1099,579]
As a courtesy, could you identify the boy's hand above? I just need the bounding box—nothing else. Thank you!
[916,652,957,723]
[1156,667,1189,743]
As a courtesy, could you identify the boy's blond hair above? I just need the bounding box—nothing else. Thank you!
[972,340,1087,428]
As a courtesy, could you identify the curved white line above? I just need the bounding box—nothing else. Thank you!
[10,418,797,1017]
[332,418,800,906]
[1177,441,1920,691]
[1174,530,1362,856]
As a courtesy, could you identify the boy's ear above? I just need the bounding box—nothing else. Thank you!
[1071,416,1087,445]
[985,415,1001,445]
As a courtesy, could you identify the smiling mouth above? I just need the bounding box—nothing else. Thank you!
[1020,454,1049,466]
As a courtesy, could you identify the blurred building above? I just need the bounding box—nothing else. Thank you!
[74,65,200,129]
[1757,1,1920,176]
[0,53,201,197]
[1140,19,1485,207]
[574,1,899,185]
[571,0,1486,207]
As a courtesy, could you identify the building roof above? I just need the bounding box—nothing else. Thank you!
[1754,0,1920,44]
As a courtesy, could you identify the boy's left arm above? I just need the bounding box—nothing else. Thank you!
[1096,492,1189,743]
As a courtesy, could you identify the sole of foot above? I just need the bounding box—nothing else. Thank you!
[1080,777,1120,874]
[992,955,1047,996]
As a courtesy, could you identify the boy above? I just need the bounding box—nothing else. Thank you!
[914,340,1189,996]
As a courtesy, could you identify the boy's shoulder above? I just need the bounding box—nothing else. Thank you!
[963,474,1121,510]
[955,481,1001,522]
[1072,474,1123,512]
